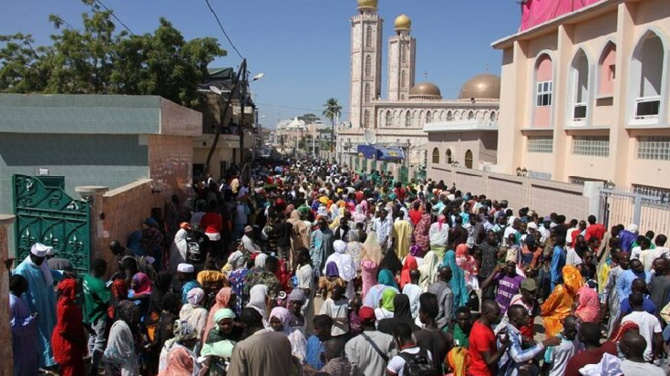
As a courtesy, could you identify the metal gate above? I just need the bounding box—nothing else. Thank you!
[13,174,91,274]
[598,186,670,236]
[399,165,409,185]
[414,166,427,182]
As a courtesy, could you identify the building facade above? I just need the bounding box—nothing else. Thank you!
[339,0,500,169]
[492,0,670,191]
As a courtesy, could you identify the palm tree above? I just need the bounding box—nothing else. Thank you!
[322,98,342,155]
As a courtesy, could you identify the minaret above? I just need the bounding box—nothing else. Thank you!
[388,14,416,101]
[350,0,383,129]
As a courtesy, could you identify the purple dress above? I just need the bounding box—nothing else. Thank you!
[10,293,39,376]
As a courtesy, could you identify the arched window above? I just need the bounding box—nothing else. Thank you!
[571,49,589,121]
[447,111,453,121]
[405,111,411,127]
[365,55,371,77]
[465,150,473,169]
[598,42,617,97]
[365,26,372,48]
[432,148,440,164]
[446,149,452,164]
[401,70,406,88]
[426,111,432,123]
[364,84,371,103]
[385,110,392,127]
[400,46,406,64]
[534,53,553,128]
[632,31,665,120]
[490,111,496,121]
[363,109,370,128]
[468,111,475,120]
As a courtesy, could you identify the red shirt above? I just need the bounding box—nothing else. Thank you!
[585,223,606,241]
[355,191,364,204]
[468,321,496,376]
[200,212,222,234]
[564,341,617,376]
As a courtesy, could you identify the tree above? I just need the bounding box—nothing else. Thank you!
[322,98,341,154]
[0,1,226,108]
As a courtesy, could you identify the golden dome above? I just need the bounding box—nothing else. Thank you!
[459,73,501,100]
[409,82,442,100]
[357,0,378,10]
[394,14,411,31]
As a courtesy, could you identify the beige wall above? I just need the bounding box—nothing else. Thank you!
[428,165,592,220]
[494,0,670,188]
[426,131,498,168]
[148,135,193,202]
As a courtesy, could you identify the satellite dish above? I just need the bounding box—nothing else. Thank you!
[364,130,377,145]
[209,85,223,95]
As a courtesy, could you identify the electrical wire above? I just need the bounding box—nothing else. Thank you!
[95,0,135,36]
[203,0,244,60]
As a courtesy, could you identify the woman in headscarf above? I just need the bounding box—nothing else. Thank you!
[419,251,440,291]
[201,309,239,375]
[429,215,450,259]
[374,288,398,321]
[347,228,365,267]
[128,272,152,317]
[158,347,194,376]
[226,250,249,316]
[158,320,198,373]
[323,240,357,299]
[51,278,87,376]
[364,269,400,308]
[379,245,403,277]
[414,203,432,255]
[269,307,308,362]
[318,261,346,298]
[399,254,418,290]
[541,265,584,337]
[246,284,269,326]
[179,288,208,340]
[203,287,234,344]
[351,203,366,224]
[609,321,639,343]
[287,288,308,335]
[574,284,601,323]
[360,232,384,298]
[103,300,141,376]
[443,250,469,310]
[377,294,420,334]
[455,244,479,292]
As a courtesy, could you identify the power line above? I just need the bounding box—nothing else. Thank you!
[203,0,244,60]
[95,0,135,36]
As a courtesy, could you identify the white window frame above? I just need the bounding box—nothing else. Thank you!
[634,95,661,121]
[536,81,553,107]
[637,136,670,160]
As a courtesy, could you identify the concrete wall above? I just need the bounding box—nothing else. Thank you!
[0,133,149,214]
[428,165,593,220]
[148,135,193,202]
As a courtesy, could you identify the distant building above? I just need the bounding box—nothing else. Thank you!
[338,0,500,169]
[492,0,670,189]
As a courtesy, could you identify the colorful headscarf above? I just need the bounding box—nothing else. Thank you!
[562,265,584,294]
[161,347,194,376]
[377,268,399,290]
[187,288,205,306]
[288,288,306,303]
[380,288,397,312]
[442,250,469,309]
[325,261,340,278]
[254,253,268,269]
[213,308,236,331]
[57,278,78,302]
[173,320,197,341]
[247,284,268,319]
[204,287,233,343]
[269,306,293,335]
[609,321,639,342]
[132,272,152,296]
[399,255,418,289]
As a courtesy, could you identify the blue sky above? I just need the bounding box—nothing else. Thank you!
[0,0,521,128]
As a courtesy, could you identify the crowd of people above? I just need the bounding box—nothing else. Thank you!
[8,156,670,376]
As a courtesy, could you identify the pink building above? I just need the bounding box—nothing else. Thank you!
[493,0,670,191]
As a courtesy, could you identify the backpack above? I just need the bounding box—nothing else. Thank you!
[398,348,437,376]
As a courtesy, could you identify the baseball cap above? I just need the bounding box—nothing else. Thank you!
[520,278,537,292]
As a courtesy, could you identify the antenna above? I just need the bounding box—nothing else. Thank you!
[364,130,377,145]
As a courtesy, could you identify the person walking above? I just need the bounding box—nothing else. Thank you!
[83,259,111,376]
[9,275,39,376]
[51,278,87,376]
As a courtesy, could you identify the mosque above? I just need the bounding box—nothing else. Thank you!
[337,0,501,171]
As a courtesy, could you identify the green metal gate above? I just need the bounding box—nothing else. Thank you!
[13,174,91,274]
[354,157,360,172]
[414,166,427,182]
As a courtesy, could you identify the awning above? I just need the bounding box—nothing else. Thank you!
[356,145,405,161]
